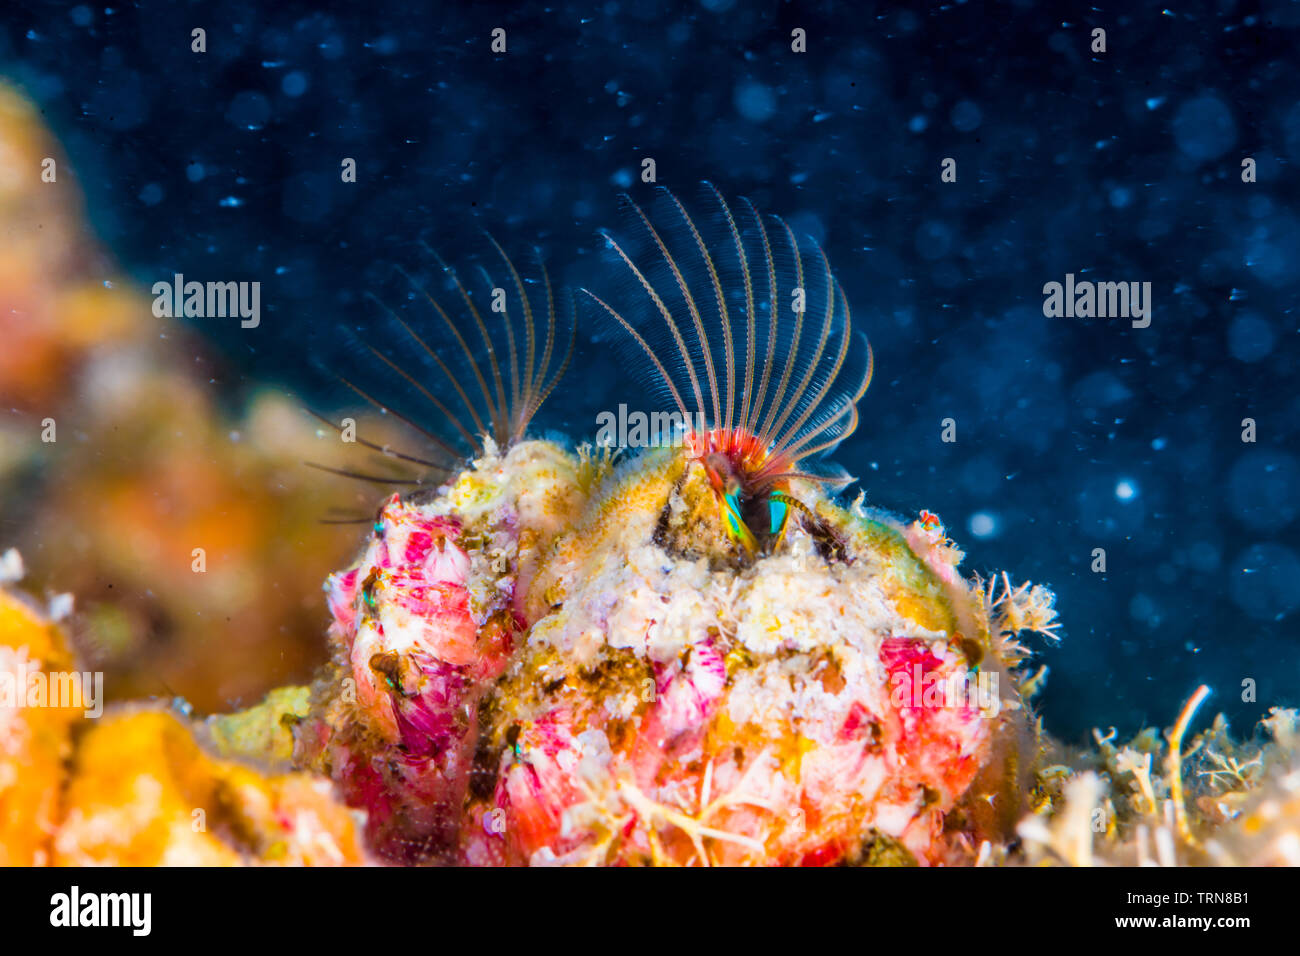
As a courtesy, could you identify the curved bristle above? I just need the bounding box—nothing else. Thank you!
[314,235,572,498]
[588,184,873,473]
[303,408,450,470]
[303,461,426,485]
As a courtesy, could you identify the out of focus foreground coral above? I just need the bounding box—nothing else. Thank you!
[0,82,371,711]
[0,563,367,864]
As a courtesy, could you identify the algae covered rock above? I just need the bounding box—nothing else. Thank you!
[477,458,1047,865]
[56,707,369,866]
[0,557,83,865]
[0,553,368,866]
[303,441,1053,865]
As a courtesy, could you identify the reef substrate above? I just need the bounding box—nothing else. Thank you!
[294,439,1053,865]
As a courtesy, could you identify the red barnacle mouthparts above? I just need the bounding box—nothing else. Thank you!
[585,182,874,554]
[691,426,771,494]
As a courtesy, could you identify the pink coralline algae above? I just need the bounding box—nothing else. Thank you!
[299,492,524,861]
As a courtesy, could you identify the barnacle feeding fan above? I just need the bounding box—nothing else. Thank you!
[294,184,1057,866]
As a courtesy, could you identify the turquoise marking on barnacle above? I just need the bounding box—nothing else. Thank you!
[769,497,789,537]
[723,492,745,536]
